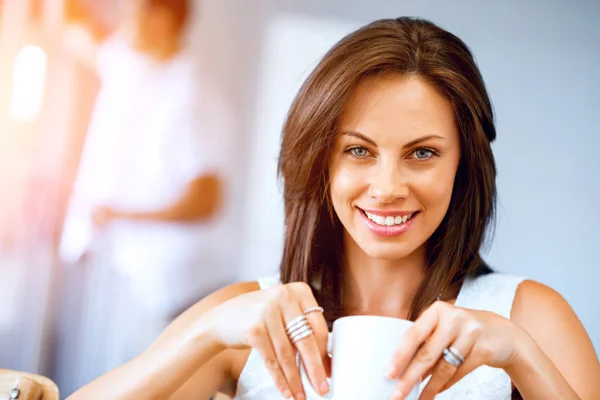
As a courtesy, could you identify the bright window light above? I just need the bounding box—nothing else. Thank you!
[10,45,48,122]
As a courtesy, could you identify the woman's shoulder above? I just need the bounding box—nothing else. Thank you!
[511,279,575,325]
[511,280,600,397]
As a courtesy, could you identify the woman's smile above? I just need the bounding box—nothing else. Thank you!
[357,207,420,237]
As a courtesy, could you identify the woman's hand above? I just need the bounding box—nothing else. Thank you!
[387,301,525,400]
[202,282,330,399]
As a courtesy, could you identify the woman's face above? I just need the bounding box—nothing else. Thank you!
[329,74,461,261]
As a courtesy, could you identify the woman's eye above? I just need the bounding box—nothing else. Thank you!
[347,146,369,157]
[413,148,435,160]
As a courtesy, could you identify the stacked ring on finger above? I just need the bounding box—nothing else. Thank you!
[442,346,465,366]
[286,315,313,344]
[303,306,324,315]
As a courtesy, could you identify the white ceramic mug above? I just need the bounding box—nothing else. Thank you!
[299,315,420,399]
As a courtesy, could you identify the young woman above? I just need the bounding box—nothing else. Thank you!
[68,17,600,400]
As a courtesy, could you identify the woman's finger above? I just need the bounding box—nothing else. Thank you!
[245,320,294,399]
[280,284,330,397]
[290,282,330,362]
[418,329,476,400]
[265,304,304,399]
[398,305,467,388]
[387,301,442,380]
[391,318,460,398]
[440,341,485,391]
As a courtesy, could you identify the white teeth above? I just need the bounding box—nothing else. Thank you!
[364,211,414,226]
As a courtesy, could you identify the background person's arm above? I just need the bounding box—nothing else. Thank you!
[93,174,222,224]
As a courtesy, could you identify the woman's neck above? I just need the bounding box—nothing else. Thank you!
[341,234,428,320]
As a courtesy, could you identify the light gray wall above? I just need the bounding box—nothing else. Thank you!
[200,0,600,354]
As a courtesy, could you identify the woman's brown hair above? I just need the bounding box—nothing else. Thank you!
[278,17,496,324]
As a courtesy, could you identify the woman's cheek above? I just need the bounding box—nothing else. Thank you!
[412,167,456,202]
[331,162,371,193]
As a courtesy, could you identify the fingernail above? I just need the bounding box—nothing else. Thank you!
[320,381,330,394]
[390,388,403,400]
[386,366,398,379]
[295,392,305,400]
[282,389,292,398]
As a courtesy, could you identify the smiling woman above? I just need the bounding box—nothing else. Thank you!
[67,16,600,400]
[278,24,498,323]
[329,74,462,265]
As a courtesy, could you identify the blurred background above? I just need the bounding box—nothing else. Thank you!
[0,0,598,398]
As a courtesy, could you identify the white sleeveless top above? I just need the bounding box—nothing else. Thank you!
[233,272,525,400]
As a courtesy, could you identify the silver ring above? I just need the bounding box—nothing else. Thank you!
[286,318,313,343]
[291,328,313,343]
[448,346,465,363]
[287,318,309,335]
[286,316,308,334]
[289,324,312,341]
[303,306,324,315]
[286,315,313,343]
[442,348,463,366]
[286,315,307,331]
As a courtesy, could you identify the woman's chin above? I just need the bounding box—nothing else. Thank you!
[360,242,419,261]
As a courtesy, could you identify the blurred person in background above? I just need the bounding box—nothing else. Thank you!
[59,0,236,382]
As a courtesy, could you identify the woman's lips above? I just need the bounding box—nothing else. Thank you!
[358,208,418,237]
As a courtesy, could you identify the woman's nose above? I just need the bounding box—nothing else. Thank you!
[368,161,409,203]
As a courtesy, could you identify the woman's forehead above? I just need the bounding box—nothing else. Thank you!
[338,74,458,144]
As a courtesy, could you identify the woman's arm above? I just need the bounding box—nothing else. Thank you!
[67,282,259,400]
[508,280,600,400]
[386,280,599,400]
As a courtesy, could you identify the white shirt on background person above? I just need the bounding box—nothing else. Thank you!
[60,35,237,316]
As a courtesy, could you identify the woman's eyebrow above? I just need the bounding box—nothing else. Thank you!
[342,131,377,146]
[342,131,445,148]
[402,134,445,149]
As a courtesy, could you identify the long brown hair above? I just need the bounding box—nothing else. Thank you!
[278,17,496,324]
